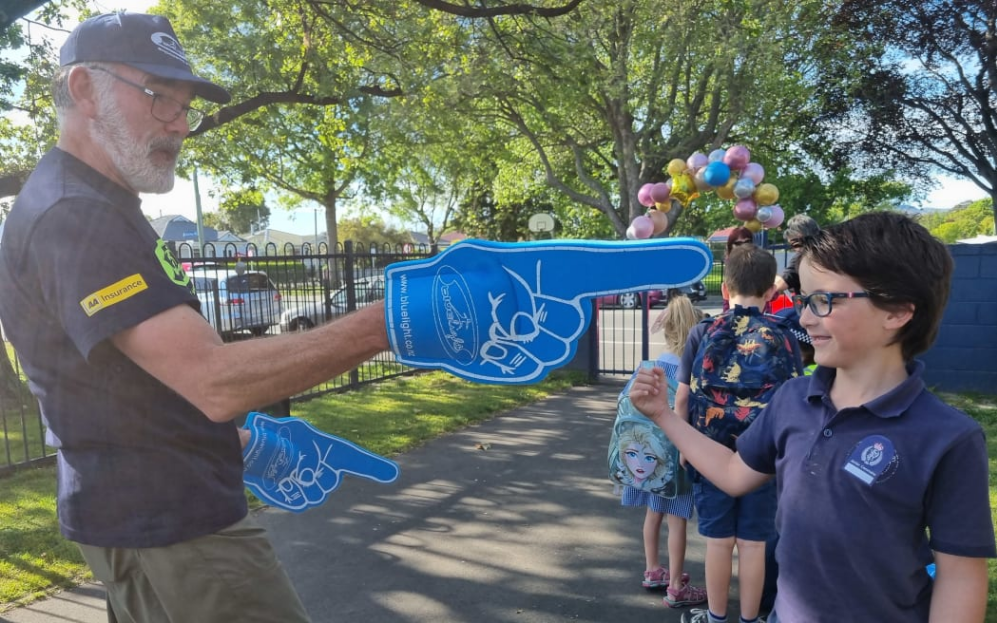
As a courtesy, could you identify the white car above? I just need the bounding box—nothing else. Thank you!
[190,267,283,337]
[281,278,384,332]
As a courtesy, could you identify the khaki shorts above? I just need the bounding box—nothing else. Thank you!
[77,514,311,623]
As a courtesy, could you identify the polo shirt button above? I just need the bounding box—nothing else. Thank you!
[823,429,832,438]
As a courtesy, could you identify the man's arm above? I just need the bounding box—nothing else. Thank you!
[630,366,770,496]
[111,301,389,423]
[928,552,988,622]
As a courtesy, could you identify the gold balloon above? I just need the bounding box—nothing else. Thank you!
[648,209,669,233]
[716,174,738,201]
[744,218,763,233]
[754,183,779,206]
[669,173,700,207]
[654,201,672,213]
[667,158,687,178]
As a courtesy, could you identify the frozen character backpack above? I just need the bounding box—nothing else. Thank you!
[688,306,801,454]
[608,361,686,498]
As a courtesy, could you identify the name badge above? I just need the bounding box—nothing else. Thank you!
[843,435,895,485]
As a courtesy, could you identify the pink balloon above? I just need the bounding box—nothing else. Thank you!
[765,204,785,229]
[638,183,655,207]
[723,145,751,171]
[649,182,671,204]
[686,152,708,171]
[742,162,765,185]
[733,198,758,221]
[631,215,654,239]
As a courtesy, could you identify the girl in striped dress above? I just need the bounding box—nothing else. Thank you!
[622,295,707,608]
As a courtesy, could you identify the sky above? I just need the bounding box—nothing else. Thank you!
[10,0,992,236]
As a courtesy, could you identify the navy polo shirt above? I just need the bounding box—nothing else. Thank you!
[0,148,247,548]
[738,362,996,622]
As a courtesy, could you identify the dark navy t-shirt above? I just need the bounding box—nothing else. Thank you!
[737,362,996,622]
[0,149,247,547]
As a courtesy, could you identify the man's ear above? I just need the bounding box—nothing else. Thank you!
[66,66,100,119]
[720,281,729,301]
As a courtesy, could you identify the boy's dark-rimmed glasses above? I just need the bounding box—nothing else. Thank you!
[731,239,752,246]
[792,291,870,317]
[90,66,205,131]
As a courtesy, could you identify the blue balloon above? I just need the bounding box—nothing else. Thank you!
[703,161,731,187]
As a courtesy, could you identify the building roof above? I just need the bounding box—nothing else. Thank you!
[707,226,738,243]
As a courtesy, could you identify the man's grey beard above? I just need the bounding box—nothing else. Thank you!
[89,91,182,194]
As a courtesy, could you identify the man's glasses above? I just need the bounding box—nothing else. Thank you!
[792,291,870,317]
[731,239,752,247]
[91,67,205,131]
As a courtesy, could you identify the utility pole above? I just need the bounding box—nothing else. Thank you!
[193,166,205,257]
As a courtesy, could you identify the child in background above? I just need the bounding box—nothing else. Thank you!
[629,212,995,622]
[672,245,802,623]
[621,295,707,608]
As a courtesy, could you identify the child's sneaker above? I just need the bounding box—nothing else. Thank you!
[642,567,691,589]
[642,567,668,588]
[665,582,708,608]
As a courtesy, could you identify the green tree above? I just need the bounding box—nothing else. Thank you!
[450,0,855,238]
[918,198,995,243]
[830,0,997,231]
[202,187,270,235]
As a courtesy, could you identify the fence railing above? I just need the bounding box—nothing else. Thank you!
[0,240,437,475]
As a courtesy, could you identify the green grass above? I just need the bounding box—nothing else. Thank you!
[0,369,588,611]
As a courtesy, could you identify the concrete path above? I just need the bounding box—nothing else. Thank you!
[1,382,738,623]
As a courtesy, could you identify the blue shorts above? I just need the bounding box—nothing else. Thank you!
[693,479,776,541]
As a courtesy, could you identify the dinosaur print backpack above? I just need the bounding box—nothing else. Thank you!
[688,306,801,452]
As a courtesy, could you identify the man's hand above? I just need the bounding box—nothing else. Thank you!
[384,238,712,384]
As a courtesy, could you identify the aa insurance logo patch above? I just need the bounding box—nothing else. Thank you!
[80,274,148,317]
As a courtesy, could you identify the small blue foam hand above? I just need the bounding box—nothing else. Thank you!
[242,412,399,513]
[384,238,712,384]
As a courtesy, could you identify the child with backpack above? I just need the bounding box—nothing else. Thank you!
[612,295,708,607]
[671,244,803,623]
[629,212,995,622]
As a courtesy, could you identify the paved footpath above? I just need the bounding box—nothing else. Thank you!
[2,382,745,623]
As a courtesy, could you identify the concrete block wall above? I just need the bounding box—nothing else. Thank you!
[921,243,997,393]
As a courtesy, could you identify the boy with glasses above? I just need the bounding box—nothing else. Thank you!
[629,211,995,622]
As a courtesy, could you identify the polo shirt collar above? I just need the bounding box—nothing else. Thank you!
[51,147,141,211]
[805,360,926,419]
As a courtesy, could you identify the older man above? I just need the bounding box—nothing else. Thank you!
[0,13,387,622]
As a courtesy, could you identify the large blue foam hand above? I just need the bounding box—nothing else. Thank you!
[242,412,399,513]
[384,238,712,384]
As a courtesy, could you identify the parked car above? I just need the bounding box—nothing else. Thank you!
[190,267,283,337]
[595,281,706,309]
[280,277,385,332]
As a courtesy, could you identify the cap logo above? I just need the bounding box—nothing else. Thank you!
[150,32,189,67]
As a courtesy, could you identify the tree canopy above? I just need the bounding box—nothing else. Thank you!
[829,0,997,231]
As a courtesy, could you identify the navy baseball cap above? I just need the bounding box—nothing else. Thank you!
[60,12,231,104]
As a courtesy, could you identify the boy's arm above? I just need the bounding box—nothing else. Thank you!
[928,552,988,622]
[629,367,770,496]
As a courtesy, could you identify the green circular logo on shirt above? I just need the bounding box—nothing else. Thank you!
[155,239,193,294]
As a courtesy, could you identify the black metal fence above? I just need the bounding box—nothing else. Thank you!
[0,240,436,475]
